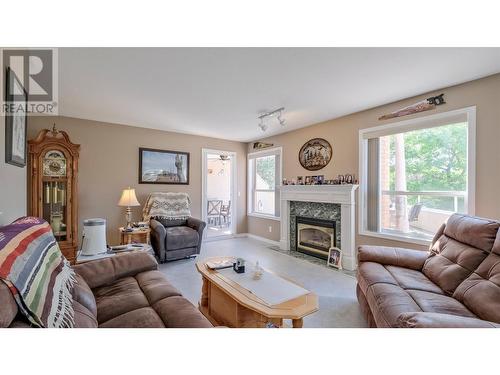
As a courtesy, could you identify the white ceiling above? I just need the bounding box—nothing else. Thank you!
[59,48,500,142]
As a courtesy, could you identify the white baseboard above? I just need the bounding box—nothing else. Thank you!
[202,232,281,247]
[240,233,281,247]
[203,234,239,243]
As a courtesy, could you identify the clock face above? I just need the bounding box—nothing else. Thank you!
[43,150,67,177]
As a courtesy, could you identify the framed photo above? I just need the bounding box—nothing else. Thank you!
[304,176,311,185]
[317,175,324,184]
[139,147,190,184]
[327,247,342,269]
[297,176,303,185]
[5,67,28,167]
[298,138,332,171]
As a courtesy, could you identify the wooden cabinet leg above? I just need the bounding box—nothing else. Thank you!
[292,318,303,328]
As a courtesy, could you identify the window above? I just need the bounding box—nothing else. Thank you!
[359,107,475,244]
[248,147,282,219]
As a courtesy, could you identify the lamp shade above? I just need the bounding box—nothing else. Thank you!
[118,187,140,207]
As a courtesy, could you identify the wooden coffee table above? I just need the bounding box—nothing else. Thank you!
[195,257,319,328]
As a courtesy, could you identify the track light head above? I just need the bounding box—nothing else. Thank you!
[257,107,285,132]
[278,113,285,126]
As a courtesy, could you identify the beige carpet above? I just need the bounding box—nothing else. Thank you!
[158,236,367,328]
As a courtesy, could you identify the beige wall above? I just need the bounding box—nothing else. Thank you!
[248,73,500,250]
[0,117,27,225]
[28,116,247,244]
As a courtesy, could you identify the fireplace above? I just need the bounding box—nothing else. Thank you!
[295,216,336,260]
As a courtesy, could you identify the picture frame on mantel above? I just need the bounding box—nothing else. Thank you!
[5,67,28,167]
[139,147,190,185]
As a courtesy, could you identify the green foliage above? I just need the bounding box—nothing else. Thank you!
[388,122,467,191]
[387,122,467,211]
[255,155,276,189]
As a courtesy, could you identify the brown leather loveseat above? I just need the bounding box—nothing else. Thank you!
[357,214,500,328]
[1,252,212,328]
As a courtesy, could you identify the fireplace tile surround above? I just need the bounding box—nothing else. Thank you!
[290,201,341,254]
[280,185,359,270]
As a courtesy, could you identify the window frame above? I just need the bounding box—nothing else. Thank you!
[247,146,283,221]
[358,106,476,246]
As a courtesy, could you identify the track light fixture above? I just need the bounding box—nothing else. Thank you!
[257,107,285,132]
[258,118,268,132]
[277,113,285,126]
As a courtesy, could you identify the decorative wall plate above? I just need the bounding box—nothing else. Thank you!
[299,138,332,171]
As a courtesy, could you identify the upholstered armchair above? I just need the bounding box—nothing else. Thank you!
[144,192,206,263]
[150,217,206,263]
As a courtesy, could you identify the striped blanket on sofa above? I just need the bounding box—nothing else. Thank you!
[0,217,75,328]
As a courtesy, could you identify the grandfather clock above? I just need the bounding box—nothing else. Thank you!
[28,125,80,263]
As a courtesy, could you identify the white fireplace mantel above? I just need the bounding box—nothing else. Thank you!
[279,184,359,270]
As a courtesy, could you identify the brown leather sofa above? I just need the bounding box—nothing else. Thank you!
[357,213,500,328]
[1,252,212,328]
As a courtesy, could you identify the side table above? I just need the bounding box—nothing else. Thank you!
[119,227,151,245]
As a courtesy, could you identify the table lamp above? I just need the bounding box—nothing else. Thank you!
[118,187,140,230]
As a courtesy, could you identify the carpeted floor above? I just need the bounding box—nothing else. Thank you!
[158,236,367,328]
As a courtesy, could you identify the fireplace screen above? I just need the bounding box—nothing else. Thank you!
[296,216,336,259]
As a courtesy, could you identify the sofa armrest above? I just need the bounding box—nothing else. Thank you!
[187,217,206,233]
[187,217,206,254]
[357,245,429,270]
[73,252,158,289]
[397,312,500,328]
[150,219,166,241]
[150,219,166,261]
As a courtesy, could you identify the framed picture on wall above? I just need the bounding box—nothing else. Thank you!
[5,67,28,167]
[139,147,190,184]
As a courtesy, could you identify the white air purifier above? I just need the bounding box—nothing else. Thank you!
[81,218,107,256]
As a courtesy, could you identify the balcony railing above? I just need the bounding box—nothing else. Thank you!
[381,190,466,212]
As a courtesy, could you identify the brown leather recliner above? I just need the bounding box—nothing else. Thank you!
[0,252,212,328]
[357,213,500,328]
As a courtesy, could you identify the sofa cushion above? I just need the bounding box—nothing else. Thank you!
[99,307,165,328]
[0,280,18,328]
[357,262,398,295]
[385,266,444,295]
[73,300,98,328]
[152,296,213,328]
[357,261,480,327]
[422,236,490,295]
[443,214,499,252]
[135,270,182,305]
[358,245,429,270]
[74,252,158,289]
[154,218,187,228]
[397,312,500,328]
[365,283,422,328]
[406,290,475,317]
[166,226,199,250]
[73,274,97,318]
[453,233,500,324]
[93,276,149,324]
